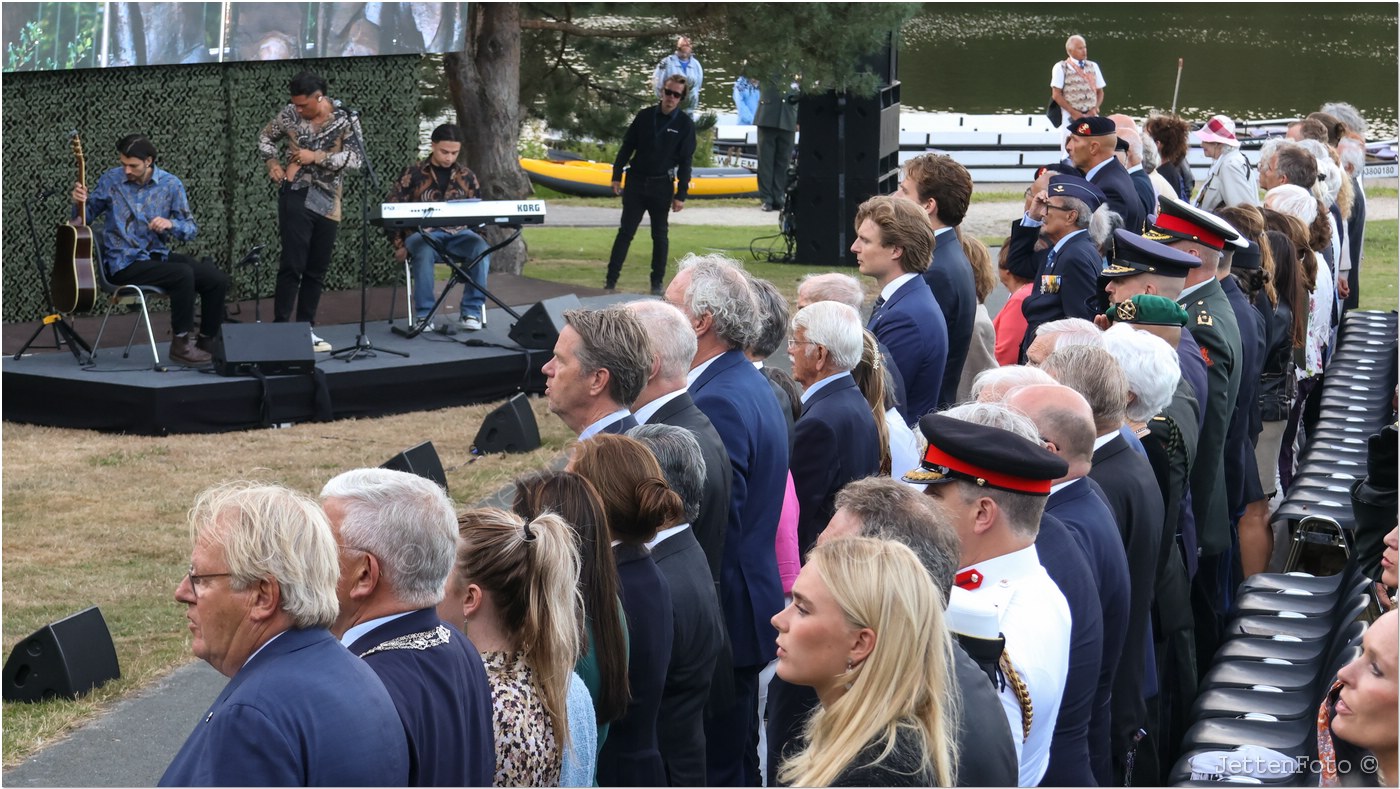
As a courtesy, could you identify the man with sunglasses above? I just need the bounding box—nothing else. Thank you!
[606,74,696,296]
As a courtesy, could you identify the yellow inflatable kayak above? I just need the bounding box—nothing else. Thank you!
[521,157,759,199]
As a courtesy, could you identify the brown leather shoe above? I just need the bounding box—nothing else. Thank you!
[169,334,212,366]
[195,333,217,353]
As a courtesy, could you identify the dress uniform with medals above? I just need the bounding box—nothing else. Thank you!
[1014,174,1110,361]
[903,414,1072,787]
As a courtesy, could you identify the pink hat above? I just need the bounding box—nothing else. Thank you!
[1197,115,1240,147]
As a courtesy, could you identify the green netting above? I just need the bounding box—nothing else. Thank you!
[3,55,420,323]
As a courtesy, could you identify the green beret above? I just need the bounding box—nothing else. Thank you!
[1104,294,1189,327]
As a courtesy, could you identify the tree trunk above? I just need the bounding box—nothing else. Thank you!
[447,3,530,275]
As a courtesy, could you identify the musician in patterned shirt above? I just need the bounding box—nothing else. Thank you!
[257,70,362,350]
[385,123,492,331]
[72,134,227,366]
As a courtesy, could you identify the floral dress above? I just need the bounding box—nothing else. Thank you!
[483,650,559,787]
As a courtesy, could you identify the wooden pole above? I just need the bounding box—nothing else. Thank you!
[1171,58,1184,115]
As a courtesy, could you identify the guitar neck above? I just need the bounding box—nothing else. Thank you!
[74,156,87,227]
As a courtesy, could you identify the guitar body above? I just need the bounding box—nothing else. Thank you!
[53,222,98,313]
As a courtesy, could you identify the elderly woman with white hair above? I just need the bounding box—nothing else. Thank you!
[1265,184,1336,386]
[1192,115,1259,211]
[1102,323,1181,433]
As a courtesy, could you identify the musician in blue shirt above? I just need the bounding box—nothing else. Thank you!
[72,134,227,366]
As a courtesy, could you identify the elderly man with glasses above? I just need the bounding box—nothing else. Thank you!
[161,482,407,787]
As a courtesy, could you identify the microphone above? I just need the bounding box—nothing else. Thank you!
[332,99,361,117]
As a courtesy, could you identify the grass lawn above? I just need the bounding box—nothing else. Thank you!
[1358,219,1397,312]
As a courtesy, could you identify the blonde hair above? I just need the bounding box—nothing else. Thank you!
[453,508,583,753]
[961,236,996,303]
[778,537,959,787]
[851,330,893,474]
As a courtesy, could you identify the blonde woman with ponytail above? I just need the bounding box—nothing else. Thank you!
[773,537,959,787]
[438,508,583,787]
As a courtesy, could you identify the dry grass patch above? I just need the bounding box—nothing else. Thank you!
[1,395,574,766]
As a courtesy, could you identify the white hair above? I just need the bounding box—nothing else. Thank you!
[1140,132,1161,171]
[1295,139,1342,208]
[1102,324,1181,423]
[626,299,697,380]
[1337,137,1366,178]
[792,301,864,372]
[970,365,1056,402]
[1320,102,1367,137]
[942,401,1042,442]
[676,253,763,350]
[1265,184,1318,224]
[321,467,459,608]
[798,272,865,312]
[1035,317,1104,348]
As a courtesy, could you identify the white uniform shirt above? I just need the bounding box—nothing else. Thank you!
[948,544,1072,786]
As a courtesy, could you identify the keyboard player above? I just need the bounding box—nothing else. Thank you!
[386,123,491,331]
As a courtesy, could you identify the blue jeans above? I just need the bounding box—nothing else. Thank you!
[405,229,490,320]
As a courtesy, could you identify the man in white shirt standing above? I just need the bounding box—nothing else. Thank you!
[1051,34,1106,152]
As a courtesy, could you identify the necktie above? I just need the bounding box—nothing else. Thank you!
[872,295,886,312]
[1045,247,1058,272]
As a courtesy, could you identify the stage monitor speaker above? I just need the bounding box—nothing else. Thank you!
[382,441,449,492]
[3,607,120,703]
[472,392,541,455]
[213,322,316,377]
[509,294,582,350]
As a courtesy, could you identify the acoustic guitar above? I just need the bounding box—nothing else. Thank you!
[52,132,98,314]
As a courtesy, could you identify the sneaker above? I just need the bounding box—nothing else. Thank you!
[169,334,212,366]
[310,331,332,353]
[458,315,483,332]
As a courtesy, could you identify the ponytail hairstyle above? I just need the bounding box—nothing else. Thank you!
[851,330,893,475]
[778,537,959,787]
[512,470,630,725]
[1263,229,1310,350]
[453,507,582,752]
[569,434,684,545]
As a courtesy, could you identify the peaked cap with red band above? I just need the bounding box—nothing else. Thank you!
[1143,194,1248,251]
[902,413,1068,494]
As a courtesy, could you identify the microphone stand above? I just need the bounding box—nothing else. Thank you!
[14,181,93,363]
[332,107,408,362]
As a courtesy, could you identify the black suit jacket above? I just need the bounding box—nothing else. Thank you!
[1088,157,1146,233]
[924,229,977,409]
[1129,167,1156,218]
[650,528,725,788]
[791,375,881,557]
[648,391,732,587]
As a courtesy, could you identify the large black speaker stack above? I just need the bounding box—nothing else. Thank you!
[794,34,901,267]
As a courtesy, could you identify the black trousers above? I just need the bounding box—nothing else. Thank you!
[606,177,673,287]
[705,664,762,786]
[274,186,338,324]
[110,253,228,337]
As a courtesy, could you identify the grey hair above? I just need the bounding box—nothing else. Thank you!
[564,305,653,406]
[938,403,1049,538]
[747,277,791,359]
[627,299,696,381]
[1039,344,1129,433]
[798,272,865,312]
[1102,324,1182,423]
[627,423,705,524]
[676,253,763,350]
[792,301,864,372]
[1140,132,1161,172]
[1337,137,1366,178]
[1262,140,1319,189]
[834,477,961,597]
[1296,139,1341,208]
[1060,196,1093,230]
[1035,317,1104,348]
[320,467,459,608]
[1265,184,1319,224]
[1090,206,1124,252]
[1320,102,1367,137]
[971,364,1056,402]
[189,481,340,629]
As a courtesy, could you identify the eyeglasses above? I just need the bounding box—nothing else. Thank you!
[1044,203,1077,215]
[663,89,685,99]
[787,339,817,348]
[186,568,231,597]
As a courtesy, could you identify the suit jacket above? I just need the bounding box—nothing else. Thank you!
[1130,167,1157,219]
[598,413,639,435]
[792,375,881,556]
[347,608,494,787]
[649,391,732,587]
[160,627,408,787]
[1047,477,1130,785]
[689,348,789,668]
[868,276,948,425]
[1018,227,1105,359]
[1035,513,1104,787]
[650,528,725,788]
[1222,275,1266,515]
[950,643,1020,787]
[1088,157,1146,233]
[958,304,997,404]
[1177,329,1210,432]
[1178,278,1242,556]
[1089,434,1166,778]
[762,366,799,453]
[598,544,674,788]
[924,229,977,408]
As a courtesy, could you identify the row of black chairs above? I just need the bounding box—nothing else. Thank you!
[1168,310,1397,785]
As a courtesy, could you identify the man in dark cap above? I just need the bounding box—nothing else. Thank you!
[1009,173,1110,362]
[903,405,1072,786]
[1066,116,1146,233]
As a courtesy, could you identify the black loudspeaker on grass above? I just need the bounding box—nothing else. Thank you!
[213,321,316,377]
[473,393,541,455]
[3,607,121,703]
[509,294,581,350]
[382,441,449,492]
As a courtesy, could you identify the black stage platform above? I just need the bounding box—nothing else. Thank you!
[3,294,632,436]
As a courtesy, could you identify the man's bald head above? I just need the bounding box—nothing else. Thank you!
[1005,384,1097,466]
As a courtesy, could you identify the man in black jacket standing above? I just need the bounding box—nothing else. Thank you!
[606,73,697,295]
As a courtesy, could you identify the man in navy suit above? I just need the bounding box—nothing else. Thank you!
[797,272,907,415]
[664,253,789,786]
[855,195,947,425]
[542,304,651,439]
[629,424,728,788]
[1066,116,1146,233]
[161,482,408,787]
[1005,384,1132,785]
[787,300,881,556]
[897,154,977,407]
[627,299,732,587]
[321,468,494,787]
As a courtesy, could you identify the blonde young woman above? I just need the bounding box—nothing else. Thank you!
[438,508,583,787]
[773,537,959,787]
